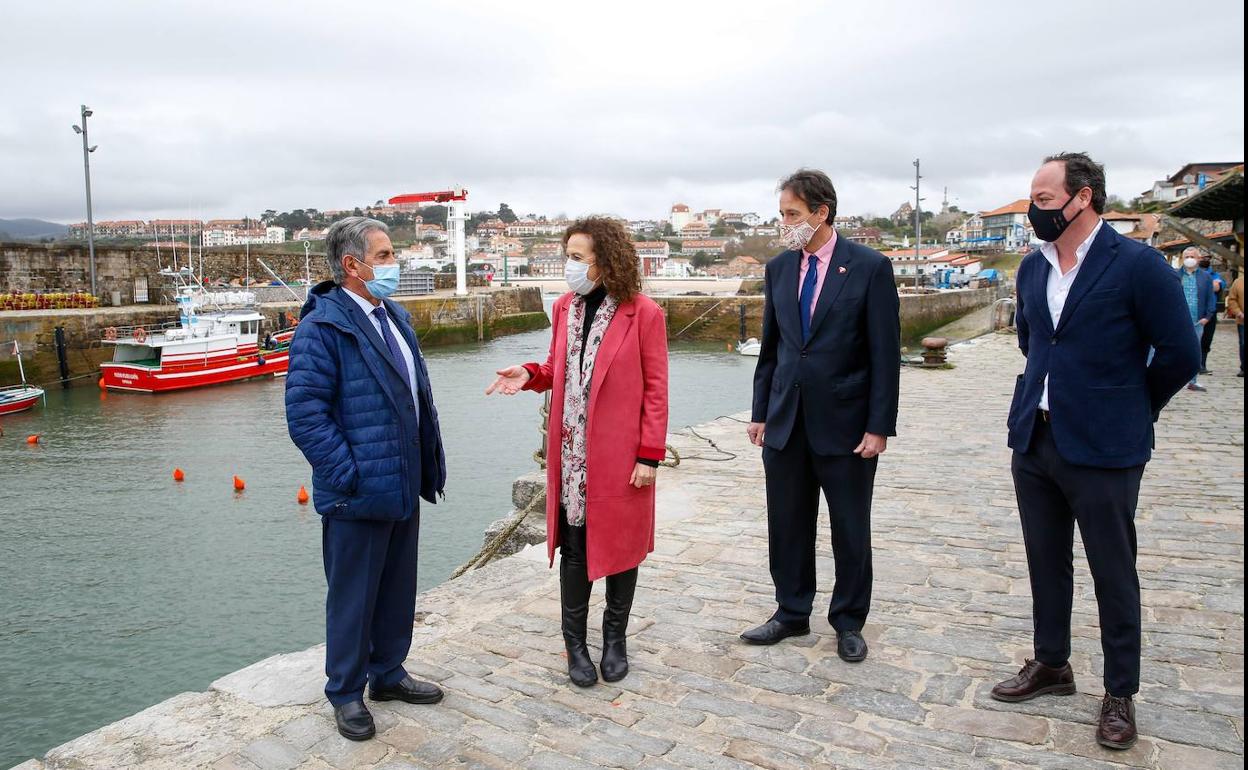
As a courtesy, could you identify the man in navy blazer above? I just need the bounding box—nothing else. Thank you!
[992,154,1198,751]
[286,217,447,741]
[741,169,900,662]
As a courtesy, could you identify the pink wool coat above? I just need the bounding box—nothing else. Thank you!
[522,291,669,581]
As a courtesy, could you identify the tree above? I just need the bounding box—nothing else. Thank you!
[690,252,715,269]
[1104,194,1131,213]
[498,203,518,224]
[418,205,448,228]
[662,222,674,236]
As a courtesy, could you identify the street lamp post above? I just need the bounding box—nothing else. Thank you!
[72,105,98,297]
[910,158,925,289]
[303,240,312,300]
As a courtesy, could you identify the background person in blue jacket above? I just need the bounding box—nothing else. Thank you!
[992,153,1198,751]
[1178,247,1219,389]
[285,217,447,741]
[1197,250,1225,375]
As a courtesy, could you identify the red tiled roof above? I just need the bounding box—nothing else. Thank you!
[981,200,1030,217]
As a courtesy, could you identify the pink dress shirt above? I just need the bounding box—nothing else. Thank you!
[797,228,838,320]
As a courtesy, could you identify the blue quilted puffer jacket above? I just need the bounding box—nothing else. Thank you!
[285,281,445,520]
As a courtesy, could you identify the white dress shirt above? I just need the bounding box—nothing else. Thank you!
[343,286,420,420]
[1037,219,1102,411]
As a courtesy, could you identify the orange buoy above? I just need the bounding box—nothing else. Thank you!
[297,485,309,504]
[173,468,185,482]
[233,475,246,491]
[26,434,39,444]
[98,378,106,390]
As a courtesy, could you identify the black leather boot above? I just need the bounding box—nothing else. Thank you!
[601,567,638,682]
[559,522,597,687]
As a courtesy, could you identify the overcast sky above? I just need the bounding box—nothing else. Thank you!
[1,1,1243,224]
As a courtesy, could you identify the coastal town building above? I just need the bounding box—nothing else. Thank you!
[1139,162,1242,204]
[890,201,914,227]
[979,200,1033,251]
[669,203,692,232]
[634,241,671,276]
[678,238,728,256]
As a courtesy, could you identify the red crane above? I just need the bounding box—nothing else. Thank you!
[388,186,469,295]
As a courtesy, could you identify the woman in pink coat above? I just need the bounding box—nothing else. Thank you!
[487,216,669,687]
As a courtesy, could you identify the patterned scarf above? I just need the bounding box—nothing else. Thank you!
[559,293,619,526]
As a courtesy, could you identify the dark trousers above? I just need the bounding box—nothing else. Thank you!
[557,514,638,618]
[1238,324,1245,373]
[762,404,877,631]
[322,512,419,705]
[1201,315,1217,368]
[1012,416,1144,697]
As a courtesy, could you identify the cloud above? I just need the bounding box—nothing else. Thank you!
[1,0,1242,223]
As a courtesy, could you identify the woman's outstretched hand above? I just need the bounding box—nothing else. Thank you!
[486,365,531,395]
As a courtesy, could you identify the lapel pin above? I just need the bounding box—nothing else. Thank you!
[837,266,847,274]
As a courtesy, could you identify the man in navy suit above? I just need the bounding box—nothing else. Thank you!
[741,169,900,663]
[286,217,447,741]
[992,154,1198,751]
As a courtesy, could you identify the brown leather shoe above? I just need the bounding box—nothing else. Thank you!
[1097,695,1137,750]
[991,658,1077,702]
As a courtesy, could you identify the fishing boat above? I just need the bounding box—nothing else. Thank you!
[0,340,44,415]
[100,270,296,393]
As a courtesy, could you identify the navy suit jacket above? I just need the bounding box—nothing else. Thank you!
[1008,225,1199,468]
[751,236,900,455]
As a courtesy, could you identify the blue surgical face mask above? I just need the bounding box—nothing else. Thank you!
[354,257,400,298]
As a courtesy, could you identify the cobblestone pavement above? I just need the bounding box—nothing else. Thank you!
[22,330,1243,769]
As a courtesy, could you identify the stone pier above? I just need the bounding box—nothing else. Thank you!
[17,330,1243,769]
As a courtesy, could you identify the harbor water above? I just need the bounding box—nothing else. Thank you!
[0,317,758,768]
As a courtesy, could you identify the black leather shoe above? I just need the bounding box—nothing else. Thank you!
[740,619,810,645]
[333,700,375,741]
[369,675,444,705]
[1097,694,1138,750]
[836,629,868,662]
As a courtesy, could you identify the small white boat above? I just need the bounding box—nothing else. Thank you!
[0,341,43,415]
[737,337,761,357]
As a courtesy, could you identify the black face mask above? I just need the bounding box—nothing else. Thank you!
[1199,259,1212,269]
[1028,191,1086,243]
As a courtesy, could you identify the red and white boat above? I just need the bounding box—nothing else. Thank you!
[0,340,44,415]
[101,276,297,393]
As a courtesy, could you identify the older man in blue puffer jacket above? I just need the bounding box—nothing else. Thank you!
[285,216,446,741]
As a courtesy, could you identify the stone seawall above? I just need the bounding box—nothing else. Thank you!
[0,288,548,387]
[655,286,1008,344]
[1,242,328,305]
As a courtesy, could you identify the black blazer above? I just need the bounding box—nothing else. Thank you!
[751,236,900,455]
[1008,225,1198,468]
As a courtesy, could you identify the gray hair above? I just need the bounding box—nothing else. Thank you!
[1182,246,1203,258]
[325,217,389,283]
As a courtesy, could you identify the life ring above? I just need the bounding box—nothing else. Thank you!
[133,326,148,343]
[104,327,118,341]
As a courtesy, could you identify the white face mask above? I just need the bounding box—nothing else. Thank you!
[564,259,597,295]
[1183,257,1199,270]
[779,215,819,251]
